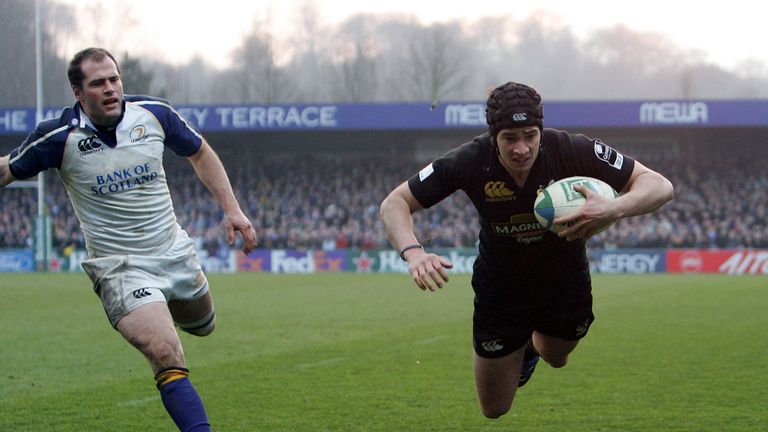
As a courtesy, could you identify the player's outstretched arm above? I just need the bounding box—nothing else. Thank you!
[0,155,18,187]
[187,139,257,254]
[380,181,453,291]
[556,162,674,241]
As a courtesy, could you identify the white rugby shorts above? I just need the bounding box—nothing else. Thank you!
[81,229,209,327]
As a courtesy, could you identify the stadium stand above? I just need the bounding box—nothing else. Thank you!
[2,140,766,252]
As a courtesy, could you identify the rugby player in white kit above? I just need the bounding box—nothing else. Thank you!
[0,47,257,432]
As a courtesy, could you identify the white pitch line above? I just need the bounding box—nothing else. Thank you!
[295,357,346,370]
[117,396,160,407]
[415,335,448,345]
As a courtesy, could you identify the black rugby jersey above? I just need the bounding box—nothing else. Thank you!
[408,129,634,284]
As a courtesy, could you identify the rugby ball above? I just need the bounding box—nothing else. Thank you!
[533,176,619,234]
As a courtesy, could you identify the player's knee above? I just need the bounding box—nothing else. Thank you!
[543,355,568,368]
[551,359,567,368]
[479,397,512,419]
[184,319,215,337]
[178,312,216,337]
[481,403,511,419]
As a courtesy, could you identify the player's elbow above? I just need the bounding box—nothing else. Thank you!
[379,192,403,222]
[650,171,674,202]
[379,193,396,219]
[663,177,675,203]
[651,176,674,211]
[0,158,17,187]
[380,184,421,220]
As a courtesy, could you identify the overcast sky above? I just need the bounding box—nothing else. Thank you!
[54,0,761,71]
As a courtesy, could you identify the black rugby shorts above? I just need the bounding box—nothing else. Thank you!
[472,287,594,359]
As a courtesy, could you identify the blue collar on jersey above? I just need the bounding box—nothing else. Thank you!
[73,101,125,148]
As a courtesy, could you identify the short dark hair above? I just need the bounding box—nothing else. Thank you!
[485,82,544,139]
[67,47,120,88]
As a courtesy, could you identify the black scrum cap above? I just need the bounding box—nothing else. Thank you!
[485,82,544,139]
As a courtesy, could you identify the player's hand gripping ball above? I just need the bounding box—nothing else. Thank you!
[534,176,619,234]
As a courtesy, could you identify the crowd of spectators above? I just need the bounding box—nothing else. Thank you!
[590,144,768,249]
[2,141,766,253]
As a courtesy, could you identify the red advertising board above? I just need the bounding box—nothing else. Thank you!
[667,250,768,275]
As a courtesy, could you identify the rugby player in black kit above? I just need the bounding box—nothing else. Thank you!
[380,82,673,419]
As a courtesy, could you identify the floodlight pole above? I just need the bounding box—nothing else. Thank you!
[35,0,48,271]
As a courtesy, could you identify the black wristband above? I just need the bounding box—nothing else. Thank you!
[399,244,424,261]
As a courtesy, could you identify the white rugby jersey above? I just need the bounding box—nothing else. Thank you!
[9,95,202,257]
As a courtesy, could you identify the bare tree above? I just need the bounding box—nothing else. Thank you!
[332,15,460,102]
[583,25,691,98]
[76,2,138,57]
[318,15,379,102]
[687,63,752,99]
[0,0,38,106]
[400,22,473,103]
[120,53,155,96]
[287,0,326,102]
[148,56,235,103]
[733,59,768,98]
[0,0,73,107]
[230,25,293,103]
[506,12,584,98]
[3,6,768,107]
[461,16,516,99]
[327,42,378,103]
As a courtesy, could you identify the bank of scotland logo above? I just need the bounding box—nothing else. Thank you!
[77,135,101,152]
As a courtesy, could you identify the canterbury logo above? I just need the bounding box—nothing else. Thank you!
[484,181,514,198]
[132,288,152,299]
[481,339,504,352]
[77,135,102,151]
[512,113,528,121]
[575,318,591,337]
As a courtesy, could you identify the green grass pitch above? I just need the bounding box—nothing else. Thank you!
[1,273,766,431]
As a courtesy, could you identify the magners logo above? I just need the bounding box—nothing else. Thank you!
[491,213,545,244]
[484,181,515,202]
